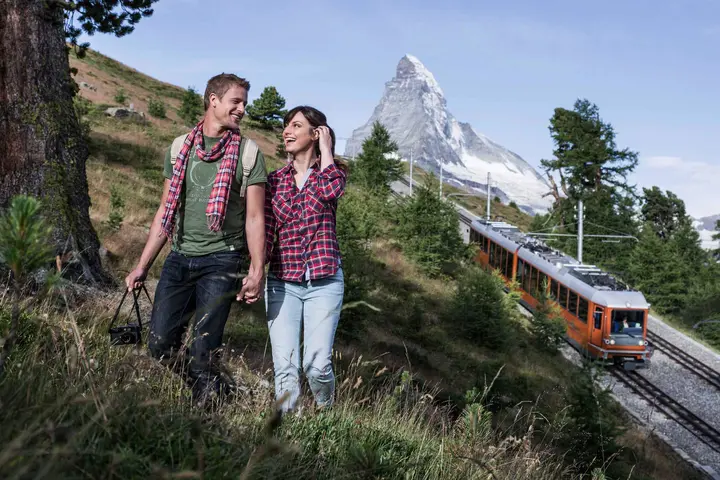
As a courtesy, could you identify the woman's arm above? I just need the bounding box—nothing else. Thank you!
[316,126,346,202]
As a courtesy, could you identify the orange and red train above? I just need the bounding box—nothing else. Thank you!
[469,218,651,370]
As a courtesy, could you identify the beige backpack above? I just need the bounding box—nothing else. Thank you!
[170,134,259,197]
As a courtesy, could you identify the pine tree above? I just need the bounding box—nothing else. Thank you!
[627,224,690,314]
[0,195,55,377]
[449,264,513,351]
[640,187,692,241]
[178,86,204,126]
[539,99,639,270]
[532,281,567,353]
[0,0,157,285]
[353,122,403,194]
[246,86,287,130]
[395,177,468,276]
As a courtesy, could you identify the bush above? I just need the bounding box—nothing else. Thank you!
[148,97,166,118]
[531,283,567,354]
[114,88,127,104]
[562,361,625,471]
[448,265,513,351]
[178,86,204,126]
[107,186,125,231]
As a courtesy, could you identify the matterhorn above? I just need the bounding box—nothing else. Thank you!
[344,54,553,214]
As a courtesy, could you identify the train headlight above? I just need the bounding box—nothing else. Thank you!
[610,339,616,345]
[638,340,644,346]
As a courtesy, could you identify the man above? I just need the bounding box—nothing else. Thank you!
[125,73,266,406]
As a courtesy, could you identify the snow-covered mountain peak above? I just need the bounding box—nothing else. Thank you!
[398,54,444,98]
[345,55,553,214]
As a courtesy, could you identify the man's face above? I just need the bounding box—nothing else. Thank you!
[210,85,248,130]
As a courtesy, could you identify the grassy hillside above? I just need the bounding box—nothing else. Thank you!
[0,49,702,479]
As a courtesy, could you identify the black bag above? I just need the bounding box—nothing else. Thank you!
[109,286,152,346]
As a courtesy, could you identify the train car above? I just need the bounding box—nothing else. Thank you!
[469,219,650,370]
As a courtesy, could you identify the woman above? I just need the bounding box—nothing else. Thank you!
[264,106,347,413]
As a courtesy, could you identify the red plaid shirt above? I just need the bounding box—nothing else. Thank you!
[265,162,346,282]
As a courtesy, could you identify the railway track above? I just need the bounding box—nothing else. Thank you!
[647,331,720,391]
[610,368,720,455]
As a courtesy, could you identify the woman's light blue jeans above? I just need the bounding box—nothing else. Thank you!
[265,268,344,413]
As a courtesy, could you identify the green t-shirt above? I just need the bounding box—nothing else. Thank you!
[163,135,267,256]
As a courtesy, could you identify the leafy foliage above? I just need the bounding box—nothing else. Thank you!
[58,0,159,58]
[640,187,691,241]
[448,265,513,351]
[352,122,403,194]
[0,196,54,285]
[246,86,287,130]
[147,97,166,118]
[394,178,468,277]
[335,188,384,304]
[539,99,640,270]
[531,283,567,354]
[107,186,125,231]
[562,361,625,471]
[541,99,638,201]
[178,86,204,126]
[626,225,691,315]
[113,87,127,105]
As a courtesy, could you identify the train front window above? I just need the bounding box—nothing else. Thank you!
[610,310,644,336]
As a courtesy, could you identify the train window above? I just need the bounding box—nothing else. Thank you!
[550,279,559,300]
[489,242,495,266]
[594,307,603,330]
[481,236,487,252]
[559,285,568,309]
[517,260,524,284]
[568,291,578,316]
[578,297,588,323]
[528,267,537,296]
[504,251,513,279]
[524,262,531,292]
[611,310,645,336]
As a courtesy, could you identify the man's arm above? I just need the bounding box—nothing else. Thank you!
[237,183,265,303]
[124,179,171,291]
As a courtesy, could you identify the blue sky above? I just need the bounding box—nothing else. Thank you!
[81,0,720,218]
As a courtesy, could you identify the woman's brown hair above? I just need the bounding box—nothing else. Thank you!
[283,106,349,172]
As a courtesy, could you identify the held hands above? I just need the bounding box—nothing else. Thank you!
[237,271,264,304]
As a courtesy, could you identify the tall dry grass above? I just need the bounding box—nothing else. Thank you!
[0,286,584,480]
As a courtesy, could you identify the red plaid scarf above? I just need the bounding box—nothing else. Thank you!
[160,120,241,239]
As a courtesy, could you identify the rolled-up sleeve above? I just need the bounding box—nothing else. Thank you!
[315,163,347,202]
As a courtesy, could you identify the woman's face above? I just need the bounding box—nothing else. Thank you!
[282,112,317,155]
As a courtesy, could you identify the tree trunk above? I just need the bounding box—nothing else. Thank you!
[0,0,111,285]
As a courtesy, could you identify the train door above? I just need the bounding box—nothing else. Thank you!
[591,306,605,351]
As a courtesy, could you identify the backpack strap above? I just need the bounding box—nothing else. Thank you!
[239,138,259,197]
[170,133,189,165]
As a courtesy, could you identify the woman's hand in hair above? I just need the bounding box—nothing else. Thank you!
[317,126,333,156]
[317,126,334,170]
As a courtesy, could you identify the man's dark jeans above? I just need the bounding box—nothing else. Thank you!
[148,250,245,389]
